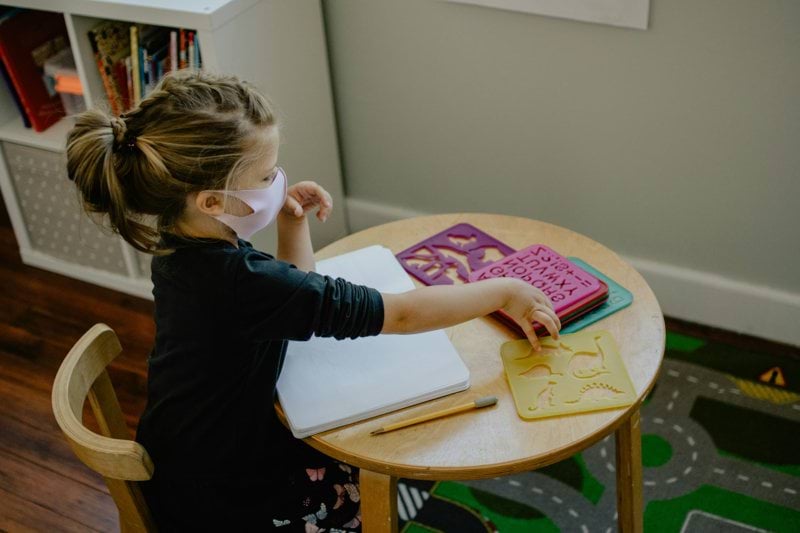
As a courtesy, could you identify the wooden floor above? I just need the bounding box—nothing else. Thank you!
[1,203,797,532]
[0,206,153,532]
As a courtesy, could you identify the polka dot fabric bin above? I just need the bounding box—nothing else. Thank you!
[136,249,152,279]
[3,142,128,276]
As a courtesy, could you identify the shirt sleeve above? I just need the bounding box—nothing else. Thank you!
[233,250,385,342]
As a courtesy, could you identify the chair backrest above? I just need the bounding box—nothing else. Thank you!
[52,323,157,532]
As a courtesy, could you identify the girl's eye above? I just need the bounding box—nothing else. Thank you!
[263,168,278,182]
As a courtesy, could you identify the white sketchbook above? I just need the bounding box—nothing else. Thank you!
[276,245,471,438]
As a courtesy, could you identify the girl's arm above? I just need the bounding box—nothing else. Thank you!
[381,278,561,350]
[276,212,316,272]
[277,180,333,272]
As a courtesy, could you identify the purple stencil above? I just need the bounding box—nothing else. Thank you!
[395,223,516,285]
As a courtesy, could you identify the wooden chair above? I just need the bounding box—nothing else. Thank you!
[52,323,157,532]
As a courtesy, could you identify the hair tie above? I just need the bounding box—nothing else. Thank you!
[110,116,137,154]
[125,135,137,152]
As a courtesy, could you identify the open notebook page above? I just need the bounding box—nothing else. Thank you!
[276,245,470,438]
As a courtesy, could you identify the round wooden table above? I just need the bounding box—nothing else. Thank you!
[303,213,665,532]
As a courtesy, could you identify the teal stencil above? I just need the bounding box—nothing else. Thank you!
[560,257,634,334]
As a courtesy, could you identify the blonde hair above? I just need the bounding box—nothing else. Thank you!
[66,70,277,254]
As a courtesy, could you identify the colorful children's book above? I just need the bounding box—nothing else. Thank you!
[501,330,636,419]
[88,20,130,115]
[560,257,634,334]
[0,9,68,131]
[395,223,516,285]
[0,57,29,127]
[468,244,609,335]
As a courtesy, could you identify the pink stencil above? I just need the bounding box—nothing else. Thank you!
[395,223,516,286]
[468,244,606,316]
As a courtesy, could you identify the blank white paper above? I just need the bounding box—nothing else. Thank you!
[276,245,471,438]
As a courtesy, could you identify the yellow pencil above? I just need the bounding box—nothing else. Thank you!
[370,396,498,436]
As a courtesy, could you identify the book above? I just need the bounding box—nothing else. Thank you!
[0,54,29,127]
[468,244,609,336]
[130,25,141,105]
[188,31,195,70]
[0,8,68,131]
[276,245,471,438]
[169,30,177,73]
[139,26,168,95]
[88,20,129,115]
[179,29,187,69]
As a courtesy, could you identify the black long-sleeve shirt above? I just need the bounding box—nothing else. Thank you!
[135,233,385,485]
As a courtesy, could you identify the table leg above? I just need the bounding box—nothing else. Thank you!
[360,469,398,533]
[615,409,643,533]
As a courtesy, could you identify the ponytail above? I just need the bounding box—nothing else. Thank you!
[65,70,278,254]
[66,110,161,254]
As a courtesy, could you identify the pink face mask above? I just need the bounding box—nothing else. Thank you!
[208,167,287,240]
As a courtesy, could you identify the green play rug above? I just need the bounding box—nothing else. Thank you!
[396,331,800,532]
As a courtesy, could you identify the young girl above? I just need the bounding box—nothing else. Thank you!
[66,70,560,532]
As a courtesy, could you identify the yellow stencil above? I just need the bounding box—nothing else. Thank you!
[501,330,636,420]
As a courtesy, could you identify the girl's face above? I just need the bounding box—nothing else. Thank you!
[223,127,280,216]
[235,127,280,191]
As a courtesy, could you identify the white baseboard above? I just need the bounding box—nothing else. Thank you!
[20,248,154,301]
[345,197,800,347]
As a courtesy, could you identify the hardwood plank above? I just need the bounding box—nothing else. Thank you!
[0,448,118,532]
[0,353,143,435]
[0,487,104,533]
[0,410,107,493]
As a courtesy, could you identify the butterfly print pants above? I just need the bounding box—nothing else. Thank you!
[271,455,362,532]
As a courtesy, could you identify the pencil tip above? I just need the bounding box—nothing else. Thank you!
[370,429,384,436]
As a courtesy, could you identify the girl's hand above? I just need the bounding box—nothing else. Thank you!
[502,279,561,350]
[282,181,333,222]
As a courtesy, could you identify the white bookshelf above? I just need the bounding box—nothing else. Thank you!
[0,0,346,300]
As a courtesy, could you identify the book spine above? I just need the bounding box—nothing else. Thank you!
[100,57,121,115]
[112,59,129,111]
[125,56,132,111]
[130,25,140,106]
[194,33,200,69]
[179,29,187,69]
[187,32,195,70]
[138,43,145,99]
[0,55,30,127]
[142,46,150,97]
[169,30,177,73]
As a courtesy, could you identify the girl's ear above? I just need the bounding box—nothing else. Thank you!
[195,191,225,215]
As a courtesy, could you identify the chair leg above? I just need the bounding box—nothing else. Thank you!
[615,409,644,533]
[360,469,398,533]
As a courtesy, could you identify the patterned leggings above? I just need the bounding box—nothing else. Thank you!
[271,457,362,532]
[142,455,361,532]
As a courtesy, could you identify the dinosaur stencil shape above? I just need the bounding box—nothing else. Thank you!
[529,380,559,411]
[501,330,636,420]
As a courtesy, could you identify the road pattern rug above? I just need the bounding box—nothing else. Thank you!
[397,331,800,532]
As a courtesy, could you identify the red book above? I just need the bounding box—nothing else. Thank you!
[0,9,68,131]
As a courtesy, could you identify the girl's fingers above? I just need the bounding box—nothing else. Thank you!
[289,182,333,221]
[319,196,333,222]
[533,293,555,311]
[532,309,560,340]
[534,304,561,333]
[284,195,304,217]
[520,320,541,351]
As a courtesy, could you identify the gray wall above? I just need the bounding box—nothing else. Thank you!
[322,0,799,295]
